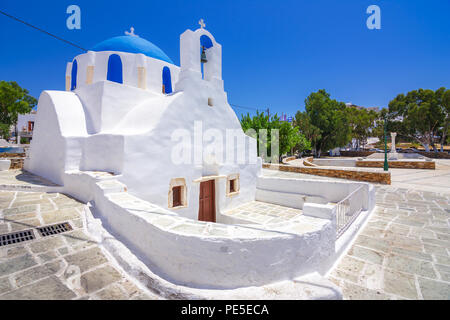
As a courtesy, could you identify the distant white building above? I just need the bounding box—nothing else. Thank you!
[16,110,37,143]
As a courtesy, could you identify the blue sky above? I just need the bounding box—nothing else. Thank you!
[0,0,449,117]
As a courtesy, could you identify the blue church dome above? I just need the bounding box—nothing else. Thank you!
[91,36,174,64]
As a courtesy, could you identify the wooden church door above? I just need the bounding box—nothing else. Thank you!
[198,180,216,222]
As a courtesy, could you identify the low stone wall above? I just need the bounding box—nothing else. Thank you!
[356,160,435,170]
[0,153,26,169]
[263,163,391,184]
[282,156,297,164]
[303,157,317,167]
[9,158,24,169]
[339,151,375,157]
[417,151,450,159]
[0,152,25,158]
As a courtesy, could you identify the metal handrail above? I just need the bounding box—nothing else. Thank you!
[335,185,365,239]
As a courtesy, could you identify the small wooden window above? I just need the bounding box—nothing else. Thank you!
[208,98,213,106]
[229,179,236,193]
[169,178,187,209]
[226,174,240,197]
[172,186,182,207]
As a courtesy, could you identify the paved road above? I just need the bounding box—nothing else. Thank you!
[0,190,155,300]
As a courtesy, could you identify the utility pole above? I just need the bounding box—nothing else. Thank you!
[384,115,389,171]
[266,108,270,121]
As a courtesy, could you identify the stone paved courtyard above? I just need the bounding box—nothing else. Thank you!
[0,169,449,299]
[223,201,303,225]
[0,190,154,300]
[328,186,450,300]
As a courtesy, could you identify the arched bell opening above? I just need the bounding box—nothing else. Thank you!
[200,35,213,80]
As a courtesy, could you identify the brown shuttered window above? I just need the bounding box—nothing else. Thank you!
[229,179,236,193]
[173,186,182,207]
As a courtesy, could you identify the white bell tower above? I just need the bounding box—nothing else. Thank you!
[177,19,224,90]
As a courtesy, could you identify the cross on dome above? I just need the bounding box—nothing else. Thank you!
[125,27,138,37]
[198,19,205,29]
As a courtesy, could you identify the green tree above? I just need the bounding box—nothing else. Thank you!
[387,88,447,152]
[240,111,310,162]
[295,89,351,157]
[0,81,37,140]
[293,111,321,151]
[347,107,378,150]
[438,89,450,151]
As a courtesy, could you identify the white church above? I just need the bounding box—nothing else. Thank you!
[25,21,375,296]
[27,22,260,222]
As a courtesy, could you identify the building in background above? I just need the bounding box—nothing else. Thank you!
[15,110,36,143]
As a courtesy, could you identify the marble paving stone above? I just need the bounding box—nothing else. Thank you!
[29,237,65,253]
[348,245,384,265]
[14,260,63,287]
[41,208,80,224]
[391,247,433,262]
[10,219,41,232]
[336,256,366,275]
[434,255,450,266]
[0,277,11,294]
[37,251,59,263]
[64,247,108,273]
[386,254,436,279]
[340,281,391,300]
[0,245,27,260]
[418,277,450,300]
[80,265,122,294]
[0,275,76,300]
[383,269,418,299]
[0,254,36,277]
[94,284,128,300]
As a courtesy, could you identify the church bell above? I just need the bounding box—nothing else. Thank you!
[201,46,208,63]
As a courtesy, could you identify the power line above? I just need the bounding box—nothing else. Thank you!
[230,103,259,111]
[0,9,87,52]
[0,9,297,116]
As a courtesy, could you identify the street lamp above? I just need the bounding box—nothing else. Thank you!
[384,115,389,171]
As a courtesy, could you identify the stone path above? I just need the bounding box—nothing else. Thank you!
[0,190,154,300]
[223,201,303,225]
[0,169,59,188]
[328,186,450,300]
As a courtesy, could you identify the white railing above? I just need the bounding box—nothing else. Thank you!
[335,186,365,239]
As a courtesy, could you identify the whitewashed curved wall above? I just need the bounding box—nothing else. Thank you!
[68,51,179,94]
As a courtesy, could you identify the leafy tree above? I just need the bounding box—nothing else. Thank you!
[240,111,309,162]
[293,111,321,151]
[347,107,378,150]
[0,123,11,139]
[295,89,351,157]
[0,81,37,140]
[438,89,450,151]
[386,88,447,152]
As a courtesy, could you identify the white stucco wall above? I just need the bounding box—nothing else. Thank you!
[69,51,180,95]
[17,112,36,132]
